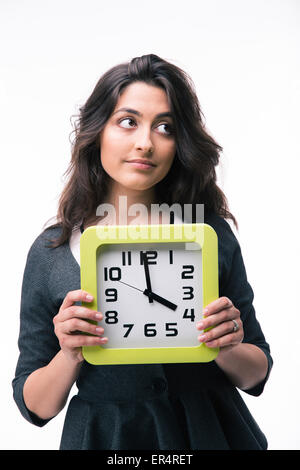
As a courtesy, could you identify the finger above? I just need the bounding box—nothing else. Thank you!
[57,305,102,323]
[60,333,108,349]
[204,332,243,348]
[196,308,240,331]
[198,319,239,342]
[198,321,243,348]
[60,317,105,336]
[203,297,233,317]
[60,290,94,310]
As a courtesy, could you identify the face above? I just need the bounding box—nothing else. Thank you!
[99,82,176,199]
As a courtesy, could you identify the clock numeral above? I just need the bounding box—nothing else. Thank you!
[143,323,178,338]
[105,288,118,302]
[104,267,122,281]
[122,251,132,265]
[140,250,157,265]
[120,323,181,339]
[182,286,194,300]
[183,308,195,322]
[144,323,157,337]
[104,310,118,324]
[123,323,134,337]
[169,250,173,264]
[181,265,194,279]
[165,322,178,336]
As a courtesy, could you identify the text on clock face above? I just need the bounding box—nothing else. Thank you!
[96,244,203,348]
[104,249,194,277]
[102,309,196,339]
[118,249,196,268]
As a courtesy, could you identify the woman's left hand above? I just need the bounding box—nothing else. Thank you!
[196,296,244,349]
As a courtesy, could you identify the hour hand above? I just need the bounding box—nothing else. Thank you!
[143,289,177,311]
[142,252,154,303]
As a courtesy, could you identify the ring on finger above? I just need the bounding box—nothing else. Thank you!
[231,319,239,333]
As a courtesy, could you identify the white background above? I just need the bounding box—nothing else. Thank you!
[1,0,299,450]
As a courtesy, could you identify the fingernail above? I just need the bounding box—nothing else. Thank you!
[96,327,104,334]
[95,313,102,319]
[198,334,206,342]
[203,308,209,315]
[86,294,93,301]
[196,321,204,329]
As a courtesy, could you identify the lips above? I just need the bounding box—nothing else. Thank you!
[126,159,156,167]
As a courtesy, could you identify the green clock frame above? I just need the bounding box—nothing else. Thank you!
[80,223,219,365]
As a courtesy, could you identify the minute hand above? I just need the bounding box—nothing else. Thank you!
[143,289,177,311]
[142,253,153,303]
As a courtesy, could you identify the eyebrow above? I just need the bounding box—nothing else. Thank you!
[112,107,173,119]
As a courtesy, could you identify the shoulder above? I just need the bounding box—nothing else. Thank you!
[25,225,65,271]
[204,211,240,254]
[204,211,244,286]
[31,224,62,246]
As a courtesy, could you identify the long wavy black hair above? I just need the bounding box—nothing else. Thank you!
[49,53,237,247]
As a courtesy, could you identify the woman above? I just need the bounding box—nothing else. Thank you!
[13,54,272,450]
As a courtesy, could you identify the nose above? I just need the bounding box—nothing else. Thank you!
[134,126,154,155]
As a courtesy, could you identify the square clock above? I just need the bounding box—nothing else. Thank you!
[80,223,219,365]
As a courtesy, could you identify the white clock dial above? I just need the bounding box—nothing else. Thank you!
[96,242,203,349]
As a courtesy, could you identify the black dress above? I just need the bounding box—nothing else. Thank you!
[12,212,273,450]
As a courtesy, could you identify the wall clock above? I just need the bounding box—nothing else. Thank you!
[80,223,219,365]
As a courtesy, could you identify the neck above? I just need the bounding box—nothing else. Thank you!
[86,182,158,228]
[108,182,157,225]
[109,182,156,209]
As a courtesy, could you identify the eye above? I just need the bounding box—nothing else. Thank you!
[119,117,136,129]
[156,123,174,136]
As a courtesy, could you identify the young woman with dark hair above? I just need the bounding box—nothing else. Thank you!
[50,53,236,247]
[13,54,272,450]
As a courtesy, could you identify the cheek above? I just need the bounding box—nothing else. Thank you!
[161,144,176,171]
[100,130,126,168]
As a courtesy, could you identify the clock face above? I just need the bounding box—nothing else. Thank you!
[96,242,203,349]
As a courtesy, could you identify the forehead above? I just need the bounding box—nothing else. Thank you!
[115,82,171,113]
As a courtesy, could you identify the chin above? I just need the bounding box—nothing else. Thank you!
[128,183,156,192]
[121,178,158,192]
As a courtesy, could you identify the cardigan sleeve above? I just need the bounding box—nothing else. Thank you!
[12,232,61,426]
[209,215,273,397]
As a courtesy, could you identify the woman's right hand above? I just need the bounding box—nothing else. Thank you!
[53,289,108,364]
